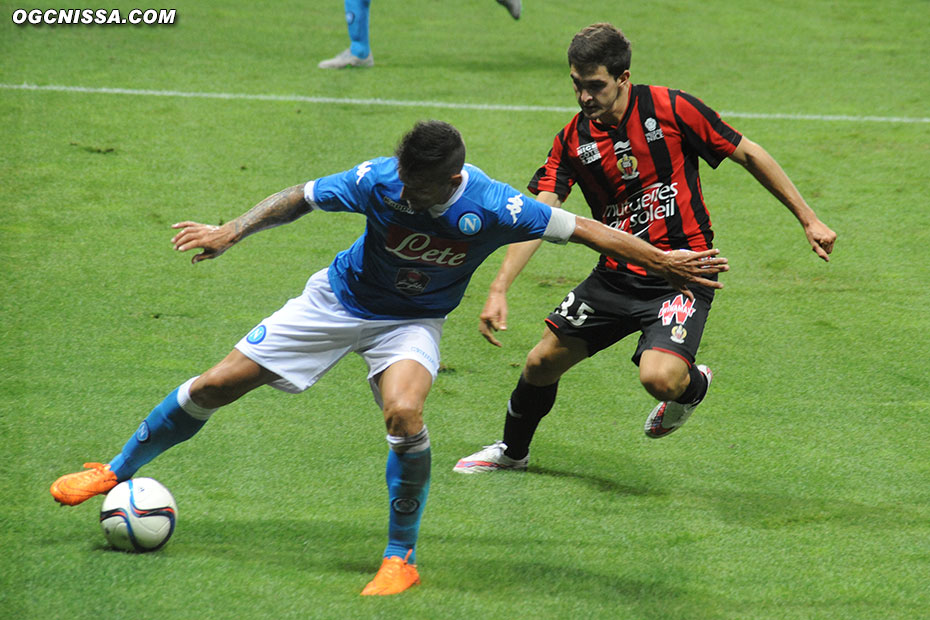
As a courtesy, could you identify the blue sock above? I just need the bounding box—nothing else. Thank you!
[383,428,431,563]
[108,382,211,481]
[345,0,371,58]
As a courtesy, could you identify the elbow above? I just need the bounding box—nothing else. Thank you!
[736,138,767,169]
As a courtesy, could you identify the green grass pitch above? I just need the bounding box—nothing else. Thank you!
[2,1,929,618]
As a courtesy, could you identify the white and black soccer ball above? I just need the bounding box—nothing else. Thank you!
[100,478,178,552]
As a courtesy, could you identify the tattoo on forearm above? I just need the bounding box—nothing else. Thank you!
[232,185,309,239]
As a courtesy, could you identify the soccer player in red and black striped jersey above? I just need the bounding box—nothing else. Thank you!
[454,22,836,473]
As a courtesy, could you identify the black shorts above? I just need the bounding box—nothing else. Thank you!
[544,269,715,366]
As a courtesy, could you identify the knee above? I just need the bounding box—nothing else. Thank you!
[190,372,239,409]
[383,399,424,437]
[639,367,686,401]
[523,347,558,385]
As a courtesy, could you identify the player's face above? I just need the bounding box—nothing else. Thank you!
[571,65,630,124]
[399,170,463,212]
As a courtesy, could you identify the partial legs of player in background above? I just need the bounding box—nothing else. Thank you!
[318,0,374,69]
[318,0,521,70]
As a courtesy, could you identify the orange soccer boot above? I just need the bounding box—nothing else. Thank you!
[50,462,118,506]
[360,551,420,596]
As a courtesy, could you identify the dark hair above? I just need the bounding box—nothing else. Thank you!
[395,120,466,179]
[567,23,631,77]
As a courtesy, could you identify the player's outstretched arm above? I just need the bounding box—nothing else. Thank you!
[569,217,728,300]
[478,191,562,347]
[480,238,544,346]
[171,184,311,264]
[729,138,837,261]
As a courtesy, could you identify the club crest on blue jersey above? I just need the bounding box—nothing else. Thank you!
[246,324,266,344]
[395,268,431,296]
[457,212,482,235]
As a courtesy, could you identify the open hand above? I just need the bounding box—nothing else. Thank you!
[661,248,729,301]
[171,221,236,264]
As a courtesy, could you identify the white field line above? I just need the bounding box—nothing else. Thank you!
[3,82,929,124]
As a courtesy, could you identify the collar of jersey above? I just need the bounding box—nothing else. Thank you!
[427,167,470,218]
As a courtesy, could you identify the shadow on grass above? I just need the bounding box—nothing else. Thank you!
[527,465,666,497]
[117,516,387,576]
[704,488,930,530]
[524,468,930,533]
[436,555,718,618]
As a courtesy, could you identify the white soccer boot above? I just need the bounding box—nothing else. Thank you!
[644,365,713,438]
[318,48,374,69]
[453,441,528,474]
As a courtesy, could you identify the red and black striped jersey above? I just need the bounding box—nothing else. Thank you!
[529,84,742,284]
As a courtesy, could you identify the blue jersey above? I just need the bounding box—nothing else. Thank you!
[305,157,571,320]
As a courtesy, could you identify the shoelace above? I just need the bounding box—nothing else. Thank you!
[378,550,413,581]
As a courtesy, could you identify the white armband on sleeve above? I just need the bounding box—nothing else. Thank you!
[541,207,576,244]
[303,180,320,210]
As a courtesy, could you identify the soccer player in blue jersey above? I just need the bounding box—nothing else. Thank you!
[50,120,726,595]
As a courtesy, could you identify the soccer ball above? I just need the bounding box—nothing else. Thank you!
[100,478,178,552]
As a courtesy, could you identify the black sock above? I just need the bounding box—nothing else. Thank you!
[675,364,708,405]
[502,375,558,460]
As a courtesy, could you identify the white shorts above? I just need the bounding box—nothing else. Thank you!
[234,269,444,406]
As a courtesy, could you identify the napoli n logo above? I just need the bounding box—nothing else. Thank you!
[457,212,482,235]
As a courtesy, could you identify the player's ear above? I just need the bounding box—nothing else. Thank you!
[450,173,463,188]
